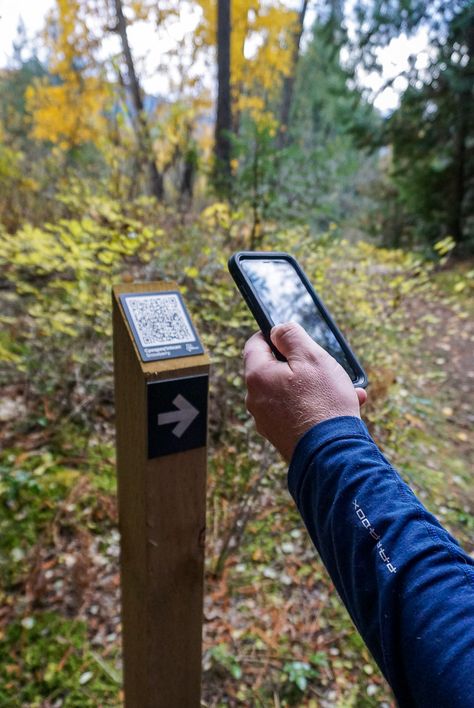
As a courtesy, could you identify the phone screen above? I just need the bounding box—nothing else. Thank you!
[241,258,356,380]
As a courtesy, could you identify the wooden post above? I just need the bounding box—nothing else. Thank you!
[112,282,210,708]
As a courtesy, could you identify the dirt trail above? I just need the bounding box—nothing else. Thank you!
[417,295,473,447]
[405,287,474,529]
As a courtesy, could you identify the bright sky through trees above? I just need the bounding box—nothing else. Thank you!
[0,0,431,113]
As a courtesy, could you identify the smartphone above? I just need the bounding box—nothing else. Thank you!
[228,251,368,388]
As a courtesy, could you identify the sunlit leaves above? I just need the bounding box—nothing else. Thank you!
[25,0,109,150]
[26,77,109,149]
[195,0,298,120]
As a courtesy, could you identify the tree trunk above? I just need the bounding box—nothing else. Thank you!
[451,13,473,243]
[277,0,309,150]
[113,0,164,200]
[180,141,197,201]
[214,0,232,194]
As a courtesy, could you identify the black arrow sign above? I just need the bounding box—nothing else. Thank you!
[158,394,199,438]
[147,375,208,458]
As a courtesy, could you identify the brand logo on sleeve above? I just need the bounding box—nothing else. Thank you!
[353,499,397,574]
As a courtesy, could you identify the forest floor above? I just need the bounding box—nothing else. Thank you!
[200,262,474,707]
[0,246,473,707]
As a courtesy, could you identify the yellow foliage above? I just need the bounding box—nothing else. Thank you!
[236,95,278,130]
[26,0,109,149]
[433,236,455,257]
[129,0,154,21]
[195,0,298,120]
[0,203,161,344]
[26,77,108,148]
[154,100,201,172]
[200,201,233,230]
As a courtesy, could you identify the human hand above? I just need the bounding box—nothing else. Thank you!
[243,322,367,461]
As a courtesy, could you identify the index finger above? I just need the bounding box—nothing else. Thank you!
[243,331,279,378]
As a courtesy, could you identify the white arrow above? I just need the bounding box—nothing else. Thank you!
[157,394,199,438]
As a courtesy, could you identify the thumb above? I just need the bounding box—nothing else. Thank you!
[270,322,327,367]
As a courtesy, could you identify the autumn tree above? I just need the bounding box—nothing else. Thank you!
[25,0,109,153]
[277,0,309,149]
[100,0,208,202]
[197,1,299,123]
[109,0,164,200]
[0,6,107,230]
[214,0,232,194]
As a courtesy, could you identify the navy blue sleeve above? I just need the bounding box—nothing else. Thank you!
[288,416,474,707]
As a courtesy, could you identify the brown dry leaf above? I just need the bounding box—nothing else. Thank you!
[405,413,424,429]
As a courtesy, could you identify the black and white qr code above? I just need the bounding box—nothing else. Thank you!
[125,293,195,347]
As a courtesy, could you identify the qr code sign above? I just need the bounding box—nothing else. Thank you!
[125,293,196,347]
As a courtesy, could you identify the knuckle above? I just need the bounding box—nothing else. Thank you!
[245,392,259,415]
[301,349,321,367]
[276,321,299,340]
[245,368,263,390]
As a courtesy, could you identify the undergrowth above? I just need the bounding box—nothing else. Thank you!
[0,198,473,706]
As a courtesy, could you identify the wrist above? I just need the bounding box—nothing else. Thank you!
[288,415,370,466]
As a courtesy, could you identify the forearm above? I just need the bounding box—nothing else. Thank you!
[289,416,474,707]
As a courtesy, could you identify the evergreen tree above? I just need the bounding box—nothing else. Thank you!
[386,5,473,246]
[350,0,473,248]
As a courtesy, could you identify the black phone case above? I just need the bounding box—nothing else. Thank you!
[228,251,368,389]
